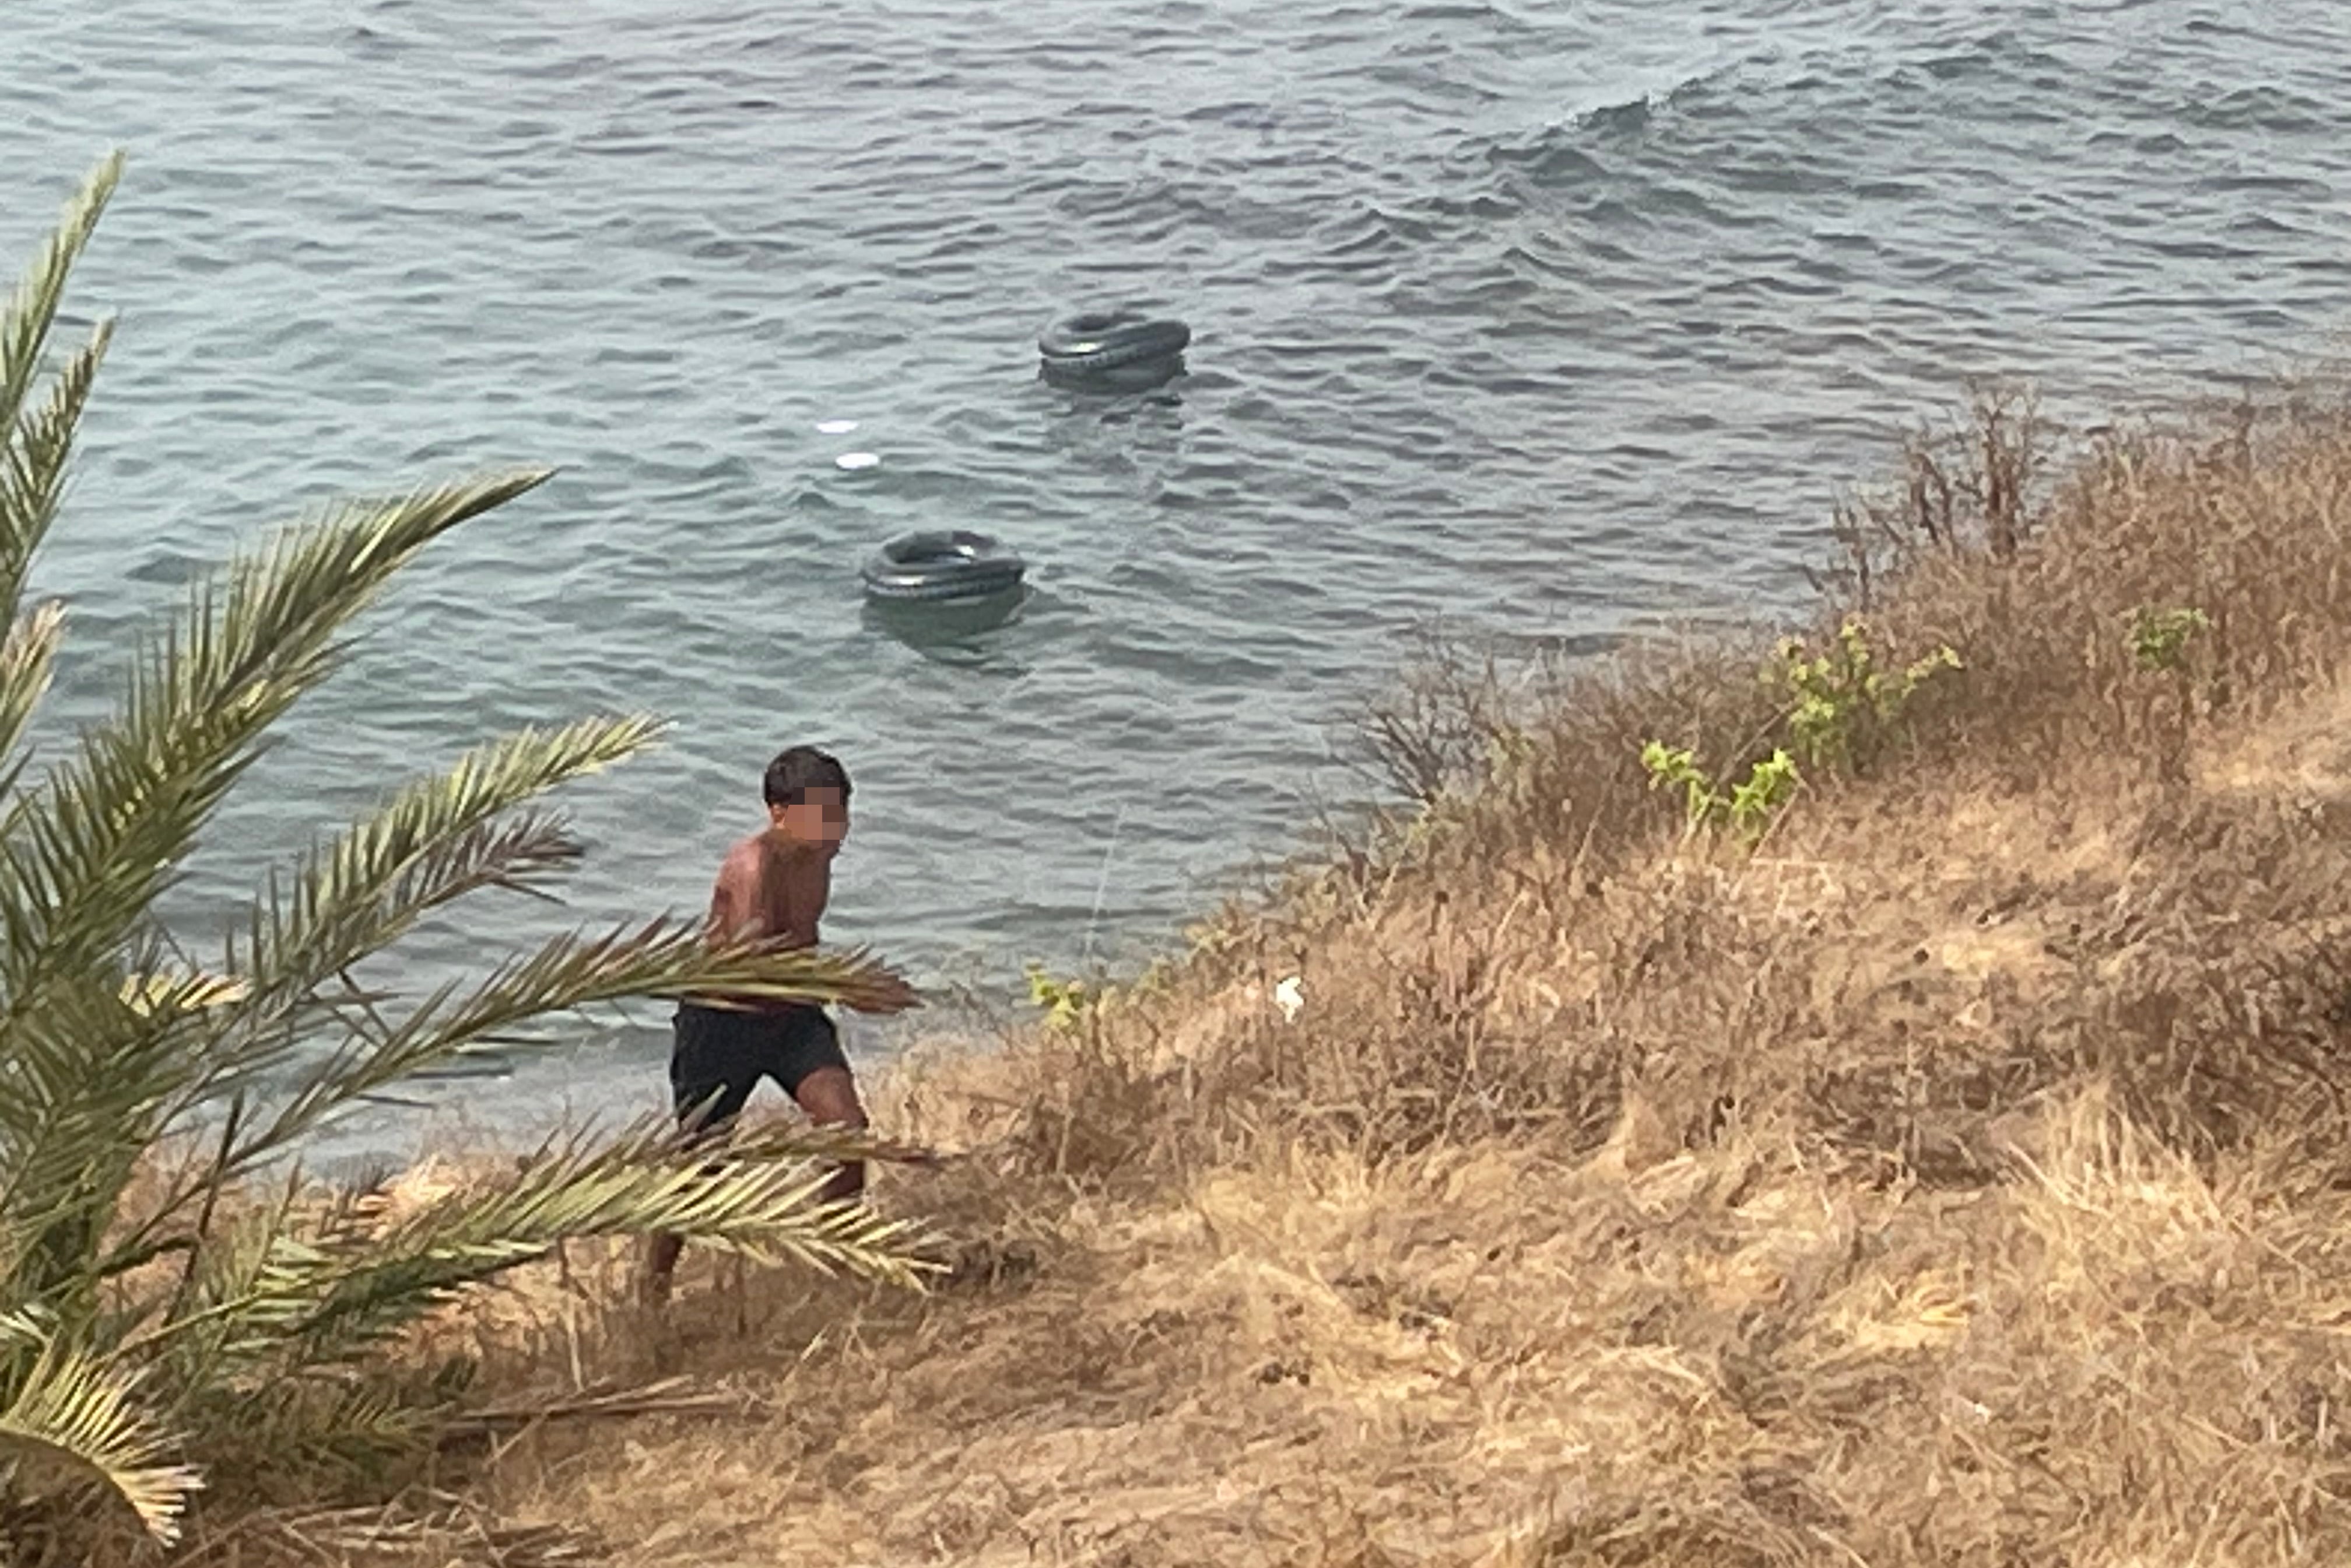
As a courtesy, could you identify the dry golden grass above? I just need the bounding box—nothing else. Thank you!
[185,385,2351,1565]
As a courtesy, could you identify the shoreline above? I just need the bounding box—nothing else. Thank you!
[162,375,2351,1563]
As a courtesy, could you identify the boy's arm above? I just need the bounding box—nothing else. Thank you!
[765,857,828,950]
[807,857,833,943]
[703,846,754,943]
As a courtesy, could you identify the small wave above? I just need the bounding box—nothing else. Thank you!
[2198,172,2334,199]
[1401,1,1518,20]
[1478,129,1609,188]
[1181,100,1285,131]
[1577,96,1652,137]
[2180,85,2330,134]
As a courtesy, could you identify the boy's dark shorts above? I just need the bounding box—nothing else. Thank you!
[669,1001,850,1135]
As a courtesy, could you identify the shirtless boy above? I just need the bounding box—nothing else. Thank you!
[641,744,868,1306]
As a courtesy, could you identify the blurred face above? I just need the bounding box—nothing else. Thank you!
[770,785,850,853]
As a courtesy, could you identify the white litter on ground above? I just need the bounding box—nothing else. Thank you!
[1275,975,1306,1024]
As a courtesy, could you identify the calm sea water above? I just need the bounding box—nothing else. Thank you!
[6,0,2348,1157]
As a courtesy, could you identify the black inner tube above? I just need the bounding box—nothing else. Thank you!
[1037,312,1191,373]
[859,529,1026,604]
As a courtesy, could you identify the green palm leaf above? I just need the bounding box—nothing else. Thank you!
[198,1370,452,1477]
[0,469,550,1002]
[218,922,917,1184]
[0,601,65,797]
[84,797,602,1285]
[1,321,112,627]
[0,476,550,1298]
[148,1208,322,1394]
[0,153,120,618]
[158,1118,932,1383]
[220,715,662,1025]
[132,717,666,1131]
[0,963,240,1309]
[0,1338,199,1545]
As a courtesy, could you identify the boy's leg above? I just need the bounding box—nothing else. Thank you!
[795,1065,869,1204]
[641,1006,756,1306]
[775,1008,868,1204]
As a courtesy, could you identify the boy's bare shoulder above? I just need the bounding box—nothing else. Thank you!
[713,834,776,895]
[724,830,777,868]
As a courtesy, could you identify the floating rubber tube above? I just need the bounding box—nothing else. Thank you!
[859,529,1027,604]
[1037,311,1191,376]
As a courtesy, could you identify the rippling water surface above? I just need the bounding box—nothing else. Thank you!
[6,0,2349,1153]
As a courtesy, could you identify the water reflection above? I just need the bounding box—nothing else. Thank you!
[861,583,1034,671]
[1038,353,1188,397]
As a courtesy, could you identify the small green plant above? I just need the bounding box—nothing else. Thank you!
[1025,963,1095,1032]
[1641,741,1801,844]
[1727,749,1801,838]
[1641,742,1718,832]
[1770,617,1960,770]
[2127,605,2210,672]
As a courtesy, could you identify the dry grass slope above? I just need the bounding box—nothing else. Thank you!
[191,387,2351,1566]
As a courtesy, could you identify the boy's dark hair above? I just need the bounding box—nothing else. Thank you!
[764,745,851,808]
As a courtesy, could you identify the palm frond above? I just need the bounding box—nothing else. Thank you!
[0,476,552,1307]
[0,470,550,1008]
[129,1173,308,1412]
[0,970,231,1308]
[212,1370,450,1477]
[0,961,229,1146]
[152,815,564,1094]
[0,320,112,623]
[0,600,65,799]
[413,920,922,1037]
[83,805,602,1284]
[222,715,662,1025]
[0,151,120,521]
[220,921,917,1180]
[172,1118,934,1378]
[126,718,663,1148]
[0,1339,199,1545]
